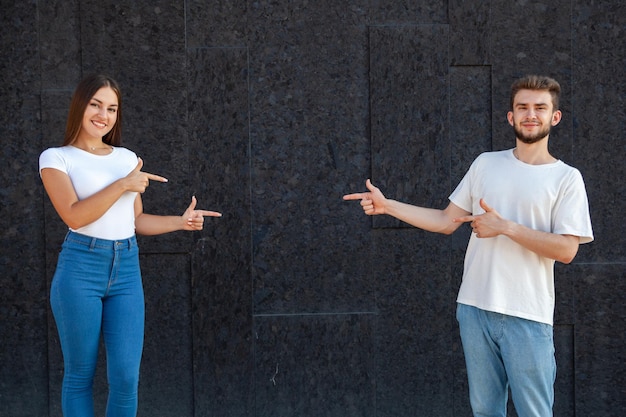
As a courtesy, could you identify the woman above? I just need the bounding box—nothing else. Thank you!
[39,74,221,417]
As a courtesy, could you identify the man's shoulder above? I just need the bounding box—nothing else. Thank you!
[470,149,511,167]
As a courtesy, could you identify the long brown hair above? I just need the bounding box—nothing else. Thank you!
[62,74,123,146]
[510,75,561,111]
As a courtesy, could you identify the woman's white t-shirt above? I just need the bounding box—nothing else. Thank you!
[39,146,139,240]
[449,149,594,325]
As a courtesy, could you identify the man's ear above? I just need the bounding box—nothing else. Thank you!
[551,110,562,126]
[507,111,514,126]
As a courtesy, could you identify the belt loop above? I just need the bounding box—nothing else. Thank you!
[90,237,97,250]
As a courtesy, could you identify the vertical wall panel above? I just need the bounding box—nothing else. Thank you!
[572,0,626,263]
[449,0,491,65]
[254,314,376,417]
[248,2,372,315]
[372,231,457,416]
[449,66,492,182]
[573,264,626,416]
[368,0,447,24]
[0,2,48,416]
[140,254,194,416]
[186,0,247,48]
[188,47,253,417]
[369,25,449,228]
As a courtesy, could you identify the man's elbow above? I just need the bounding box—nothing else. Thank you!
[557,241,580,264]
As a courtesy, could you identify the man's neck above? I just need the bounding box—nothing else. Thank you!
[513,139,557,165]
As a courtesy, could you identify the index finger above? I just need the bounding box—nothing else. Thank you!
[145,172,169,183]
[453,215,475,223]
[343,192,368,201]
[195,210,222,217]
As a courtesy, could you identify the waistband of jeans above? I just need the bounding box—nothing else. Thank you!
[64,230,137,250]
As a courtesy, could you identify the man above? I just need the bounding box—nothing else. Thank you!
[343,75,593,416]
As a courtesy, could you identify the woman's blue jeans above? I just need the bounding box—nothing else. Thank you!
[456,303,556,417]
[51,231,144,417]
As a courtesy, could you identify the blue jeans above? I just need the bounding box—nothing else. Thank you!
[456,303,556,417]
[51,231,144,417]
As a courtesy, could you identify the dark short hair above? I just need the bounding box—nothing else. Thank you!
[63,74,123,146]
[510,75,561,111]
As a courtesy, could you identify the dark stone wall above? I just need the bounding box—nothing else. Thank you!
[1,1,624,416]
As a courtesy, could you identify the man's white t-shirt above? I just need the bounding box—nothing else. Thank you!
[449,149,594,325]
[39,146,139,240]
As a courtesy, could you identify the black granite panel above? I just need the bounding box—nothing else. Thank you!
[187,48,254,416]
[573,264,626,415]
[449,0,490,65]
[554,263,575,325]
[192,237,254,417]
[369,25,450,229]
[572,1,626,263]
[248,3,373,314]
[186,0,247,48]
[368,0,447,24]
[140,254,194,416]
[254,314,375,417]
[78,0,190,253]
[38,0,81,89]
[371,230,459,416]
[554,324,575,417]
[490,0,573,157]
[0,2,48,415]
[449,66,493,184]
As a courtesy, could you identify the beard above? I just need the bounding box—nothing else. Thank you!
[513,122,552,144]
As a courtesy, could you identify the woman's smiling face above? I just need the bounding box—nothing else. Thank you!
[78,87,119,140]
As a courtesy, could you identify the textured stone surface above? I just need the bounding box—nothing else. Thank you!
[254,314,376,416]
[0,2,49,416]
[140,254,194,416]
[369,24,450,230]
[187,46,254,416]
[248,2,373,315]
[573,263,626,415]
[572,0,625,263]
[1,1,624,416]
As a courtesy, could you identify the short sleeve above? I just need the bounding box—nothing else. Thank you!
[39,148,67,176]
[552,169,594,244]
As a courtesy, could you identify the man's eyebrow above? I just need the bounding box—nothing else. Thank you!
[515,102,549,107]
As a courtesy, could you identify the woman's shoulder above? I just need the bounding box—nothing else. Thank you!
[40,145,65,156]
[39,145,74,162]
[113,146,137,157]
[39,146,76,172]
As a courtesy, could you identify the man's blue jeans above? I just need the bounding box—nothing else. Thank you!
[51,231,144,417]
[456,303,556,417]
